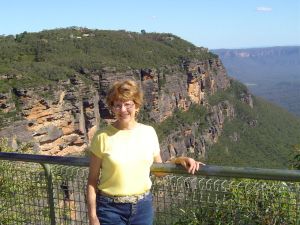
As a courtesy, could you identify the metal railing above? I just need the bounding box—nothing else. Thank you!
[0,152,300,225]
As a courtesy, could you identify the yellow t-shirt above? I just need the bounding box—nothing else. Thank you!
[90,123,160,196]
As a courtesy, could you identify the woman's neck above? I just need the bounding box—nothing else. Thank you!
[113,120,138,130]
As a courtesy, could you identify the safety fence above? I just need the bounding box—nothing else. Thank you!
[0,152,300,225]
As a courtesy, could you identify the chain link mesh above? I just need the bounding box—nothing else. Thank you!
[152,175,300,225]
[0,160,299,225]
[0,161,50,225]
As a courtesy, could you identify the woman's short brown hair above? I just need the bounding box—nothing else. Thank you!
[106,79,144,109]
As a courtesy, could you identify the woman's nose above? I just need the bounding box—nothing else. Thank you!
[120,104,127,111]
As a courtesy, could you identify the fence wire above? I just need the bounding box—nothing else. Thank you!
[152,175,300,225]
[0,159,299,225]
[0,161,50,225]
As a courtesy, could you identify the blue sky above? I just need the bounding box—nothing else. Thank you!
[1,0,299,49]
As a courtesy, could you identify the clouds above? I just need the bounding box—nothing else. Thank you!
[256,6,272,12]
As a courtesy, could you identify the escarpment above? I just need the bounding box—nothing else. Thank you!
[0,57,252,160]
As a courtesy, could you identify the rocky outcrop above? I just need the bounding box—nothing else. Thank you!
[0,92,16,113]
[241,91,253,108]
[160,100,235,161]
[186,58,230,105]
[0,75,100,155]
[0,57,237,159]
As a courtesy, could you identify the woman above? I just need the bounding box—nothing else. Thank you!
[87,79,204,225]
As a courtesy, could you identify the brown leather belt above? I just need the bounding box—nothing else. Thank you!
[97,190,150,204]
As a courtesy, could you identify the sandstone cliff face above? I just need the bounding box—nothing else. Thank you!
[0,58,238,160]
[160,100,235,161]
[0,76,100,155]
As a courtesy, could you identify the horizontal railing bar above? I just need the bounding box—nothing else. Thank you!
[152,163,300,182]
[0,152,89,166]
[1,152,300,181]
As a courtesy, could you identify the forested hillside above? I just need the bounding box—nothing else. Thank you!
[0,27,214,93]
[206,81,300,168]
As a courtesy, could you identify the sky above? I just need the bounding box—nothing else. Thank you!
[1,0,300,49]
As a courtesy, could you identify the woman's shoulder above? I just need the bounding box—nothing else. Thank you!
[92,124,117,138]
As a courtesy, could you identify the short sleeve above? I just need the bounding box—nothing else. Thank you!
[150,127,161,157]
[89,131,105,159]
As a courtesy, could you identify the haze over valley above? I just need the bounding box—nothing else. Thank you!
[213,46,300,117]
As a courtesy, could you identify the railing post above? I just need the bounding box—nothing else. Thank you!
[297,186,300,225]
[41,163,56,225]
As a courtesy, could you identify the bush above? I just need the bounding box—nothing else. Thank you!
[174,179,298,225]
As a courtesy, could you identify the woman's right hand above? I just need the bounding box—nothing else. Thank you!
[89,216,100,225]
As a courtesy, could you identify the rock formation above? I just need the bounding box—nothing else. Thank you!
[0,57,245,161]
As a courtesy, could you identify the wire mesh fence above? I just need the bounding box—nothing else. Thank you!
[0,161,51,225]
[0,154,300,225]
[51,165,89,225]
[152,175,300,225]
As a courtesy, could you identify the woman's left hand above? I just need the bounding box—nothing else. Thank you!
[176,157,205,174]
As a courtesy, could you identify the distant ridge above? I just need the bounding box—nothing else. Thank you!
[212,46,300,117]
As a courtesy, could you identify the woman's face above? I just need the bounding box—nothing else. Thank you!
[112,99,138,124]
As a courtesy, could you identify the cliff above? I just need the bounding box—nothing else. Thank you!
[0,56,240,160]
[0,28,256,162]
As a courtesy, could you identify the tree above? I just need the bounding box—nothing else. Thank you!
[291,144,300,170]
[15,31,27,42]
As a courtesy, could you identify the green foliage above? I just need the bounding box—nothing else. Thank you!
[0,110,21,129]
[15,31,28,43]
[0,163,49,224]
[0,139,44,224]
[174,179,298,225]
[0,138,13,152]
[290,144,300,170]
[207,80,300,169]
[0,28,216,93]
[151,105,208,142]
[0,138,33,153]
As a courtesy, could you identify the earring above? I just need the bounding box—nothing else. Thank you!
[135,110,139,119]
[109,109,115,118]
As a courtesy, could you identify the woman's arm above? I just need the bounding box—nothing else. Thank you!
[153,154,205,175]
[87,154,102,225]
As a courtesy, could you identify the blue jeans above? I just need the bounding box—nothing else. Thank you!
[96,193,154,225]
